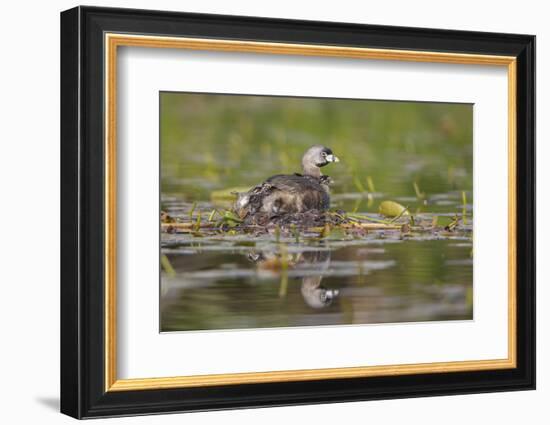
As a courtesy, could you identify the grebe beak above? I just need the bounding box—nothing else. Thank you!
[326,154,340,163]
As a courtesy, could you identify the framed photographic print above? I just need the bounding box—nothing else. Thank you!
[60,6,536,419]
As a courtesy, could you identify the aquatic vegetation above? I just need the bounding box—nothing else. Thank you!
[161,195,471,242]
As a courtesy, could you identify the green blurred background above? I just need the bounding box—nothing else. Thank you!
[160,92,472,208]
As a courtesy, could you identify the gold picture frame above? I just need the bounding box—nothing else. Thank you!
[104,33,517,392]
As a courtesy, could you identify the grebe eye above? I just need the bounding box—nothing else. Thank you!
[321,152,327,157]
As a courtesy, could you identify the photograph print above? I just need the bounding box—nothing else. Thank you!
[159,92,473,332]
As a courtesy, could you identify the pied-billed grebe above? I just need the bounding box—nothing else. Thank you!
[236,145,339,215]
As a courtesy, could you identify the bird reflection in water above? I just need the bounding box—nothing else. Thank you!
[247,248,339,309]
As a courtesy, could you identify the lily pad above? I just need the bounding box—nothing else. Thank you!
[379,200,409,217]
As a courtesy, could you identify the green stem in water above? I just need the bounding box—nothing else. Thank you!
[194,210,201,232]
[462,191,468,225]
[278,245,289,298]
[346,212,393,224]
[290,224,299,243]
[160,254,176,277]
[208,209,218,222]
[389,205,410,223]
[366,176,376,193]
[188,202,197,220]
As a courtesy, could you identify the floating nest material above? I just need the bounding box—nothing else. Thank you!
[243,209,350,228]
[160,195,471,239]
